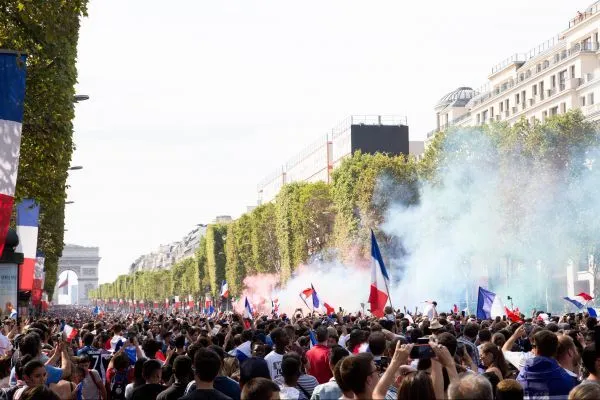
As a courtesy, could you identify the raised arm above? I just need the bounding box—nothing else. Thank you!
[502,325,525,353]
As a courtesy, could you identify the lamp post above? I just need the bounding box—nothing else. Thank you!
[73,94,89,103]
[0,229,24,319]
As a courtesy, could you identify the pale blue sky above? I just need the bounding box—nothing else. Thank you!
[66,0,591,283]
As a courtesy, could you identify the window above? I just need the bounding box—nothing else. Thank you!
[500,101,504,112]
[560,102,566,113]
[482,110,488,123]
[589,92,595,105]
[540,81,545,99]
[476,114,480,124]
[490,107,494,118]
[583,37,592,50]
[550,106,558,116]
[516,93,520,104]
[571,65,576,78]
[551,75,556,88]
[505,99,509,110]
[542,111,548,121]
[559,70,567,90]
[582,96,587,106]
[533,85,538,96]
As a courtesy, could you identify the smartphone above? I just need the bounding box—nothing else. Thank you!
[410,338,434,359]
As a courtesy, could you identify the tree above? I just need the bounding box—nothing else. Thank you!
[251,203,280,274]
[225,222,244,296]
[205,224,227,295]
[0,1,89,299]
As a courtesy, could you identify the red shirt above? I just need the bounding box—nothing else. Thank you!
[105,367,134,384]
[305,344,332,384]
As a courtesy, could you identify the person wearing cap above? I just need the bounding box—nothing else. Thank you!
[156,355,192,400]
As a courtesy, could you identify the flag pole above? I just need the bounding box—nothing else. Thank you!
[384,277,394,310]
[299,294,312,312]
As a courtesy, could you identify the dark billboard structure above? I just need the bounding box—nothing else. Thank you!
[350,123,409,157]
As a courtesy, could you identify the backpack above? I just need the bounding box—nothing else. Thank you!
[109,369,128,400]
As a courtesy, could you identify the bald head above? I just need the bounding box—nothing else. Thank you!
[448,374,493,400]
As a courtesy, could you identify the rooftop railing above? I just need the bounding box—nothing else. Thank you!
[426,112,472,138]
[471,42,599,108]
[569,1,600,28]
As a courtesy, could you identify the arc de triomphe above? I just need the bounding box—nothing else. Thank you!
[52,244,100,305]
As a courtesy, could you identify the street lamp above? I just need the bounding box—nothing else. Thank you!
[73,94,89,103]
[68,166,83,171]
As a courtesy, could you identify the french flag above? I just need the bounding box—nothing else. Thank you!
[476,287,505,319]
[369,230,390,318]
[564,293,593,309]
[63,324,78,342]
[0,51,27,257]
[311,284,320,308]
[244,297,254,320]
[220,281,229,298]
[16,199,40,291]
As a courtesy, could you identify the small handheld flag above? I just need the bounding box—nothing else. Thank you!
[63,325,78,342]
[244,297,253,320]
[220,281,229,298]
[311,284,320,309]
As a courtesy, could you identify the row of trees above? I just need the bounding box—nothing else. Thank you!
[90,110,600,302]
[90,151,421,301]
[1,1,89,298]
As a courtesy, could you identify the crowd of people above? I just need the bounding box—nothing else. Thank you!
[1,304,600,399]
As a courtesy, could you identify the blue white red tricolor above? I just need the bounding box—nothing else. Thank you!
[220,280,229,298]
[16,199,40,291]
[476,287,505,320]
[0,51,27,256]
[564,292,593,309]
[369,230,390,317]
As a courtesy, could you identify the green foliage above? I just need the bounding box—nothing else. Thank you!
[205,224,227,295]
[90,110,600,303]
[250,203,280,274]
[0,1,88,299]
[331,151,420,258]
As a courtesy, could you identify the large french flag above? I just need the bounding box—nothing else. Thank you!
[564,292,593,309]
[369,230,390,318]
[16,199,40,291]
[477,287,505,319]
[0,51,27,257]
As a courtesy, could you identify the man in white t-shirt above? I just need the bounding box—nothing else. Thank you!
[502,324,534,371]
[265,328,289,381]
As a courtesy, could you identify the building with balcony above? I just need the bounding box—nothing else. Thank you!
[258,115,421,204]
[428,1,600,143]
[129,224,207,272]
